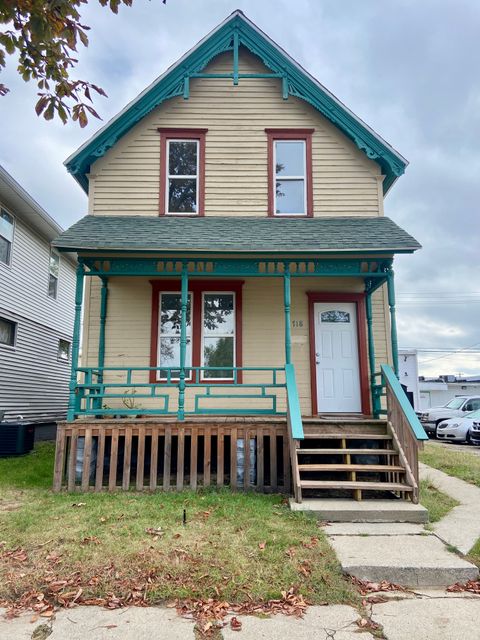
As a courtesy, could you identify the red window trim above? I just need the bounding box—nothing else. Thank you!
[307,292,371,416]
[265,128,314,217]
[158,128,208,217]
[150,279,243,384]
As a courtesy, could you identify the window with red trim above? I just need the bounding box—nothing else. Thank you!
[265,129,314,217]
[150,280,243,383]
[158,128,207,216]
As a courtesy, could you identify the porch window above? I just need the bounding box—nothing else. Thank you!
[48,250,60,299]
[158,128,207,216]
[202,293,235,379]
[0,208,14,265]
[158,292,192,380]
[151,281,243,384]
[265,129,314,217]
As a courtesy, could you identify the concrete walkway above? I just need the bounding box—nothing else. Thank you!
[325,463,480,586]
[2,593,480,640]
[419,461,480,554]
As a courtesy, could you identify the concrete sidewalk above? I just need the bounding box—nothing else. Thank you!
[2,592,480,640]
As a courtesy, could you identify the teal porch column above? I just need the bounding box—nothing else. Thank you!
[283,265,292,365]
[365,281,381,417]
[98,277,109,379]
[67,260,85,421]
[177,264,189,420]
[386,268,399,376]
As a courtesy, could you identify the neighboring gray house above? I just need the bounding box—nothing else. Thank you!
[0,165,76,422]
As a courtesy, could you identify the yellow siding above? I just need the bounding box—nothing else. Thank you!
[83,276,390,415]
[90,49,381,217]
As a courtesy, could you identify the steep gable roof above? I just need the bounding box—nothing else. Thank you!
[65,10,407,194]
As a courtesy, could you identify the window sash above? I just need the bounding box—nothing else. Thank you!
[166,139,199,215]
[201,292,235,380]
[58,339,70,361]
[158,292,193,380]
[48,251,59,298]
[0,209,14,265]
[273,140,307,215]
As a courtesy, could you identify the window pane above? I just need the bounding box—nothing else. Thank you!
[321,310,351,323]
[0,318,15,346]
[275,141,305,176]
[58,339,70,360]
[275,179,305,214]
[168,178,197,213]
[160,293,191,335]
[0,209,14,242]
[48,274,58,299]
[168,141,198,176]
[203,337,234,378]
[159,337,192,378]
[0,236,11,264]
[203,294,234,336]
[49,252,59,277]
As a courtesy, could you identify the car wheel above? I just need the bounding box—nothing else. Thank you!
[466,432,472,445]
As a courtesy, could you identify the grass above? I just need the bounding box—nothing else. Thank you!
[419,479,459,523]
[467,538,480,568]
[0,444,357,609]
[419,443,480,487]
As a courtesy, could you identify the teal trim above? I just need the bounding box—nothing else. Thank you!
[381,364,428,441]
[233,30,239,85]
[82,257,393,279]
[183,76,189,99]
[283,266,292,364]
[67,261,85,422]
[386,268,399,376]
[65,12,407,194]
[178,264,189,420]
[98,277,108,376]
[365,285,381,419]
[285,363,304,440]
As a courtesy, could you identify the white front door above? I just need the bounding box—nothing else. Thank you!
[314,302,362,413]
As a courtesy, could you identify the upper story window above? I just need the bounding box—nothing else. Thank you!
[265,129,314,217]
[158,128,207,216]
[48,250,60,299]
[0,208,14,265]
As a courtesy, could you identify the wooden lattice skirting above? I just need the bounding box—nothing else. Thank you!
[53,420,291,493]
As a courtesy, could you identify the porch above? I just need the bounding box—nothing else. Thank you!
[52,253,428,500]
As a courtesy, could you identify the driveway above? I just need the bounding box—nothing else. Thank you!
[428,439,480,457]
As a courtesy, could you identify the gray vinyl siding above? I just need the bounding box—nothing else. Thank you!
[0,208,75,422]
[0,214,75,333]
[0,309,71,421]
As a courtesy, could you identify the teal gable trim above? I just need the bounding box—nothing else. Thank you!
[65,11,407,194]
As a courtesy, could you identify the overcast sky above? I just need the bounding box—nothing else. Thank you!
[1,0,479,376]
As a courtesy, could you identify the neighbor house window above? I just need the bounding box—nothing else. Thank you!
[58,339,70,361]
[0,317,16,347]
[158,128,207,216]
[150,281,242,383]
[0,208,14,265]
[48,250,59,298]
[265,129,313,216]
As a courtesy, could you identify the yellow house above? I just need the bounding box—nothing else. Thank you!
[53,11,427,504]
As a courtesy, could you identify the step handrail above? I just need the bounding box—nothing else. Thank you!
[381,364,428,442]
[285,363,303,502]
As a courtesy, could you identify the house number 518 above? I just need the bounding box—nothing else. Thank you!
[292,320,304,328]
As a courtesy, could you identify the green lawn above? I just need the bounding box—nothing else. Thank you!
[419,443,480,487]
[0,443,357,610]
[419,479,459,523]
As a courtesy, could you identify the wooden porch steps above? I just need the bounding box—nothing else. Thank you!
[292,418,415,503]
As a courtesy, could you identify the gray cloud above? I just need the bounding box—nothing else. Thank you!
[1,0,479,374]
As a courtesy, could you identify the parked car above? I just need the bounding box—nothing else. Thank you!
[436,409,480,443]
[419,396,480,437]
[470,420,480,446]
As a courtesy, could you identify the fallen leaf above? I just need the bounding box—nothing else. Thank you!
[230,616,242,631]
[71,503,86,508]
[258,542,266,550]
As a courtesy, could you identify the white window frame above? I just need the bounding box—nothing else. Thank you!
[273,139,307,216]
[201,291,236,381]
[48,249,60,299]
[157,291,193,381]
[58,338,71,362]
[166,139,199,216]
[0,207,15,267]
[0,315,17,349]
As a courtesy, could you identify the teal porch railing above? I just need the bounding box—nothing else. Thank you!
[73,366,290,419]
